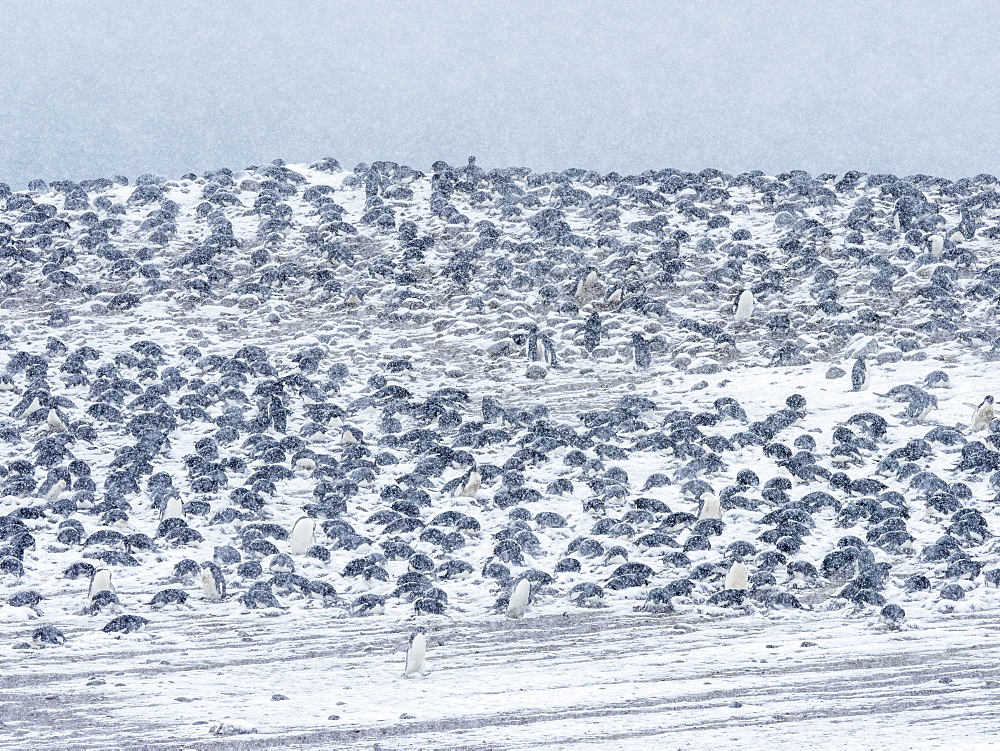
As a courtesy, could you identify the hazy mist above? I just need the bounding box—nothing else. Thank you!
[2,0,998,186]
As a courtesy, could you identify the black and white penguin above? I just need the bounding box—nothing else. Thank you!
[880,603,905,628]
[32,625,66,646]
[632,333,651,370]
[102,615,149,635]
[505,578,530,619]
[88,568,114,602]
[734,288,755,322]
[698,493,721,519]
[289,517,315,555]
[161,495,185,521]
[583,312,602,352]
[404,627,429,678]
[200,561,226,601]
[971,396,995,433]
[724,561,748,591]
[459,468,482,497]
[851,358,869,392]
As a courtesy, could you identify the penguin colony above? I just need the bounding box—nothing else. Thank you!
[3,158,1000,649]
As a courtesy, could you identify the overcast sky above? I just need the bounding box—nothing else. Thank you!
[2,1,998,187]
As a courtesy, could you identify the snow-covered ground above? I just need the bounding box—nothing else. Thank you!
[1,159,1000,747]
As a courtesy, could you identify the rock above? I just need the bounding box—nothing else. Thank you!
[688,358,722,375]
[209,721,257,736]
[843,335,879,359]
[876,349,903,365]
[826,365,846,379]
[525,363,548,380]
[487,338,517,358]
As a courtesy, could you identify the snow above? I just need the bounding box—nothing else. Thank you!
[1,160,1000,746]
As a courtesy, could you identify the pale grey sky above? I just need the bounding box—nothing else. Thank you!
[1,0,998,186]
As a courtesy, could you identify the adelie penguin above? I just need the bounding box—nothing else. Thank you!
[734,288,755,322]
[851,358,870,392]
[200,562,226,601]
[404,627,429,678]
[632,333,651,370]
[506,578,531,619]
[725,562,748,591]
[971,396,995,433]
[288,517,315,555]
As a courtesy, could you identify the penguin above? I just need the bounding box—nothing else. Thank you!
[460,469,481,497]
[46,408,66,432]
[851,358,869,392]
[632,333,651,370]
[161,495,185,521]
[404,627,429,678]
[505,578,530,619]
[929,234,944,259]
[288,517,315,555]
[32,625,66,647]
[200,561,226,601]
[45,477,67,500]
[734,289,755,322]
[880,603,906,628]
[89,568,114,602]
[725,562,748,591]
[698,493,721,519]
[583,311,601,352]
[971,396,995,433]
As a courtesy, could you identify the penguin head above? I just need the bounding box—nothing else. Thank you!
[409,626,427,644]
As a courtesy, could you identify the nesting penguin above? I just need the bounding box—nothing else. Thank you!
[404,627,429,678]
[851,358,870,392]
[971,396,995,433]
[505,578,531,619]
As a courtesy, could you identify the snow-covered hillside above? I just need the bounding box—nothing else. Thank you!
[2,159,1000,747]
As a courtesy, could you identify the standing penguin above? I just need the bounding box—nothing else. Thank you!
[89,568,114,601]
[47,408,66,433]
[851,358,870,392]
[699,493,721,519]
[539,334,558,367]
[632,333,651,370]
[506,579,531,619]
[460,469,481,497]
[200,561,226,601]
[270,396,287,434]
[734,289,755,322]
[971,396,995,433]
[161,495,185,521]
[583,312,602,353]
[404,627,429,678]
[289,517,315,555]
[929,234,944,259]
[725,561,748,591]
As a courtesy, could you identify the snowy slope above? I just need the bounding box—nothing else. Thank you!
[1,159,1000,747]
